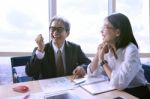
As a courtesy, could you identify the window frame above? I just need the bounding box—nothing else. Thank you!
[0,0,149,58]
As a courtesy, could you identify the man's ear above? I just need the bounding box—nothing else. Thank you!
[66,32,70,36]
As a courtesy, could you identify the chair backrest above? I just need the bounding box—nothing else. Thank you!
[11,56,32,83]
[142,64,150,83]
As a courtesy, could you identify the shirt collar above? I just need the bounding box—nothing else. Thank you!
[52,40,65,53]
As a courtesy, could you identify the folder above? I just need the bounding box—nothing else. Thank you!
[81,81,116,95]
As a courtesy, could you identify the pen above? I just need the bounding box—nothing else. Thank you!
[75,80,86,85]
[72,69,78,81]
[72,74,77,81]
[23,94,30,99]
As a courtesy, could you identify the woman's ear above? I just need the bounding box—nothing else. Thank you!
[116,29,120,37]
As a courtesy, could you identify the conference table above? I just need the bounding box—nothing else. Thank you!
[0,76,138,99]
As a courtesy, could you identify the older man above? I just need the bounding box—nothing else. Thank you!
[26,16,91,80]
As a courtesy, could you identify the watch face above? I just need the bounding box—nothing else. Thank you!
[100,60,108,67]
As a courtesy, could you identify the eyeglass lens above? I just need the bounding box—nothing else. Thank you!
[49,27,65,33]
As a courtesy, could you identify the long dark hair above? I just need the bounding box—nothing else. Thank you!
[107,13,138,49]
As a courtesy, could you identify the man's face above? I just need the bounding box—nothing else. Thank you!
[49,20,69,43]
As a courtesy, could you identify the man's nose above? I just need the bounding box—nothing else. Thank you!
[53,30,59,34]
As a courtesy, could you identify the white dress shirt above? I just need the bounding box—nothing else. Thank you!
[35,40,66,70]
[87,43,147,90]
[35,41,66,70]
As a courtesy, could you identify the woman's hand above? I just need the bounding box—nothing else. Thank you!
[97,43,117,61]
[97,43,109,62]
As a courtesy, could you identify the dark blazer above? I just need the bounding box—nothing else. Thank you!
[26,40,91,80]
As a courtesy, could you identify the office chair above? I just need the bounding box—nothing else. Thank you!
[142,64,150,91]
[142,64,150,83]
[11,56,32,83]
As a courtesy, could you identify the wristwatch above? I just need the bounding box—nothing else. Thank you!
[100,60,108,67]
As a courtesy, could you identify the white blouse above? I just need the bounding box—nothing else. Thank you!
[87,43,147,90]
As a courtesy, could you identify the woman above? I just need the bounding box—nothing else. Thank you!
[87,13,150,99]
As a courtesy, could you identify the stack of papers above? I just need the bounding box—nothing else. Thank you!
[39,77,75,93]
[39,76,115,96]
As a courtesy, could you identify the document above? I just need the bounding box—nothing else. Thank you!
[7,92,45,99]
[81,81,116,95]
[73,75,108,85]
[39,77,75,93]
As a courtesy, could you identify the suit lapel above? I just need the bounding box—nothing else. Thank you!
[64,41,72,74]
[49,41,57,74]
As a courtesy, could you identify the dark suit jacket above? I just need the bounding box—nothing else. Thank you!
[26,40,91,80]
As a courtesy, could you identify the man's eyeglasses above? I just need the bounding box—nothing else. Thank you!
[49,27,65,33]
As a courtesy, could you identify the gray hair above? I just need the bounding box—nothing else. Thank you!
[49,16,70,32]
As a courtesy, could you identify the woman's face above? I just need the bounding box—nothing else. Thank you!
[101,19,120,44]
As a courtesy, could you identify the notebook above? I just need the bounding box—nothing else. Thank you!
[81,81,116,95]
[73,75,108,85]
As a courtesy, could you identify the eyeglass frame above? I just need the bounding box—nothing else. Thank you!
[49,26,66,33]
